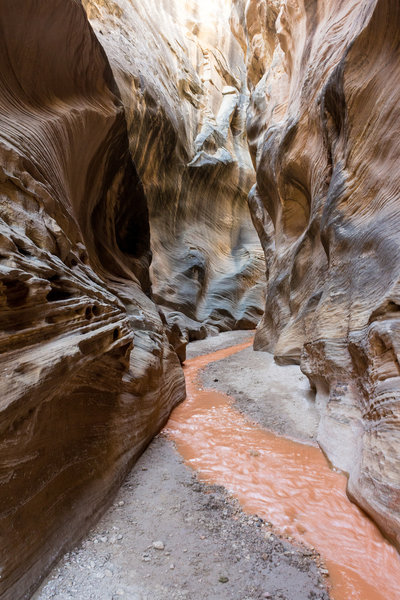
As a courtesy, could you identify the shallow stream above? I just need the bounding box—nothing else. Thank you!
[165,340,400,600]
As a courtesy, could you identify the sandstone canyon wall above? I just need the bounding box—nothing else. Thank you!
[0,2,185,598]
[83,0,265,339]
[2,0,400,598]
[233,0,400,549]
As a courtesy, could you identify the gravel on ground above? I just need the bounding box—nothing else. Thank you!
[34,332,330,600]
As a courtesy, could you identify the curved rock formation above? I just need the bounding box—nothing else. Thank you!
[83,0,265,339]
[236,0,400,549]
[0,2,185,598]
[5,0,400,596]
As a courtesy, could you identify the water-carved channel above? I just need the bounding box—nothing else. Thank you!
[166,340,400,600]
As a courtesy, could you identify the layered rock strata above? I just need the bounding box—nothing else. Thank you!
[0,2,185,599]
[234,0,400,548]
[83,0,265,339]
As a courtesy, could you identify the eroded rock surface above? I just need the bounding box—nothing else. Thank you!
[83,0,265,338]
[235,0,400,548]
[0,2,185,598]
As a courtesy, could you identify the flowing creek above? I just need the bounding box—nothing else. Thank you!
[165,340,400,600]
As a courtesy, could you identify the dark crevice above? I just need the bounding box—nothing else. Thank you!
[47,288,73,302]
[2,279,29,307]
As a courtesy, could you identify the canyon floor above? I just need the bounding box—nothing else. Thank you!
[34,332,330,600]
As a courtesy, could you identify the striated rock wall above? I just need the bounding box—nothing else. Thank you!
[0,2,185,598]
[236,0,400,548]
[83,0,265,339]
[5,0,400,596]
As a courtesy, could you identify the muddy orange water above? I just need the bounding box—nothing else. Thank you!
[165,340,400,600]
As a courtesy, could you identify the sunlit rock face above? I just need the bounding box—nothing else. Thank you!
[83,0,265,339]
[235,0,400,548]
[0,2,185,598]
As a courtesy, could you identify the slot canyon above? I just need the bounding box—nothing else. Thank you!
[0,1,399,599]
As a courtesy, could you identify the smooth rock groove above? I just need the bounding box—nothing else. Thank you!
[232,0,400,547]
[166,341,400,600]
[84,0,266,339]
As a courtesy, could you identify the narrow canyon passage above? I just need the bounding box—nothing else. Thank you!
[2,1,400,598]
[35,332,400,600]
[34,336,330,600]
[166,335,400,600]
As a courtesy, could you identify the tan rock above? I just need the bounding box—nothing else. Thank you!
[243,0,400,548]
[83,0,265,335]
[0,2,185,598]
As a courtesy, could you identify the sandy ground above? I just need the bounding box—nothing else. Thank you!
[194,332,319,444]
[34,332,329,600]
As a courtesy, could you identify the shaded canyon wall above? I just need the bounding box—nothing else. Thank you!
[0,2,185,598]
[232,0,400,548]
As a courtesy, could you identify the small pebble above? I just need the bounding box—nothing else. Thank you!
[219,576,229,583]
[153,541,165,550]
